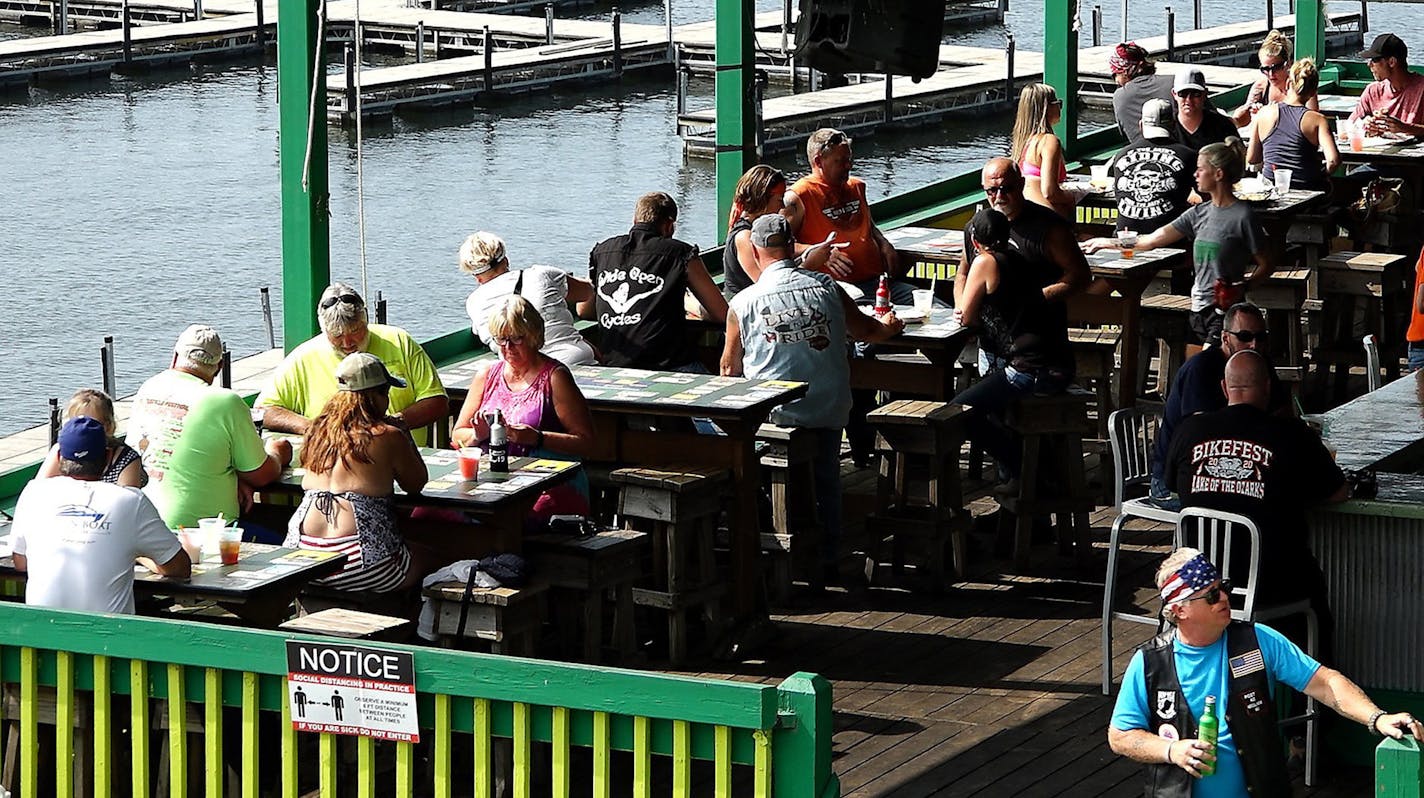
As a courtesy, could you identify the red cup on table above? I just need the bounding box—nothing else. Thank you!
[458,447,482,481]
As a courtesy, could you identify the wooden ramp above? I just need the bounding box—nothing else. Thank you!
[678,11,1364,157]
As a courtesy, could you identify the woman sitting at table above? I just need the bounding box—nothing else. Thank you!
[451,297,595,528]
[284,352,430,593]
[1012,83,1075,219]
[1231,29,1319,127]
[1247,58,1340,190]
[36,388,145,487]
[1084,138,1269,347]
[723,164,848,299]
[460,231,599,367]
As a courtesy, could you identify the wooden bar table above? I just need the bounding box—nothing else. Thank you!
[849,303,975,400]
[440,361,807,647]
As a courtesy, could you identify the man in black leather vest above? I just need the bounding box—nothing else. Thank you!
[1108,548,1422,797]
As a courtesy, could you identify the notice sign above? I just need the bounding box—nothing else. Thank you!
[285,641,420,743]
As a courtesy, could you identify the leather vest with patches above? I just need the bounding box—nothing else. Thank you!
[1139,622,1291,798]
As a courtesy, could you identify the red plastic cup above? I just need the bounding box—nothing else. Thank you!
[458,447,482,480]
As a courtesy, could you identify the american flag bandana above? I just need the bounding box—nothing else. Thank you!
[1159,554,1221,605]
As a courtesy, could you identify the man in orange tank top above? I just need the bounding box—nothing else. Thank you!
[785,128,917,305]
[1408,245,1424,371]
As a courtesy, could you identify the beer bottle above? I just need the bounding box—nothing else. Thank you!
[488,409,509,473]
[1199,695,1218,776]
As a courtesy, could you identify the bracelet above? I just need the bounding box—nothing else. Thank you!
[534,429,545,449]
[1164,740,1174,764]
[1367,709,1387,736]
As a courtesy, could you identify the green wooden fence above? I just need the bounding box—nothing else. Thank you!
[1378,736,1424,798]
[0,603,837,798]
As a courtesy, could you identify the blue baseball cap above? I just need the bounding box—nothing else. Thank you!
[59,417,108,465]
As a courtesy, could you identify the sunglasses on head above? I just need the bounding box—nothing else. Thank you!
[320,294,363,310]
[1260,62,1286,74]
[1225,328,1267,343]
[1182,580,1233,605]
[816,131,848,155]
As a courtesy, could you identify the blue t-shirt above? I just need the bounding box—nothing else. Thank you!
[1110,624,1321,798]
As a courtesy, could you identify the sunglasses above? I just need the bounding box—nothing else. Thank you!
[320,294,363,310]
[1178,89,1205,99]
[1182,580,1233,605]
[1224,328,1267,343]
[816,130,848,156]
[1369,56,1386,64]
[984,184,1021,196]
[1049,97,1063,106]
[1260,62,1286,74]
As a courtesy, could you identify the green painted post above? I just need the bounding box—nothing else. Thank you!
[277,0,330,352]
[1376,737,1423,797]
[714,0,756,243]
[1044,0,1079,160]
[772,672,838,798]
[1294,0,1326,65]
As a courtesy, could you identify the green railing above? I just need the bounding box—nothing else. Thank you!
[0,603,837,798]
[1379,736,1424,797]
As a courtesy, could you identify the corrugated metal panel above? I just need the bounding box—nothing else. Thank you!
[1310,513,1424,692]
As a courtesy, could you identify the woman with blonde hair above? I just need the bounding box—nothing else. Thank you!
[452,297,595,528]
[285,353,430,593]
[1011,83,1074,218]
[1248,58,1340,190]
[36,388,145,487]
[460,231,598,366]
[1232,30,1319,126]
[1084,138,1269,347]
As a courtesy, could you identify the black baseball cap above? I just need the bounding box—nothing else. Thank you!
[1361,33,1407,62]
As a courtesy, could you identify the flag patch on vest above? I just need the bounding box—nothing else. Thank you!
[1230,649,1265,678]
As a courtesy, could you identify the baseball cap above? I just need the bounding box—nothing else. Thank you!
[750,213,794,248]
[174,324,224,367]
[1173,68,1207,95]
[335,352,406,392]
[1361,33,1407,62]
[59,417,108,466]
[1141,98,1177,140]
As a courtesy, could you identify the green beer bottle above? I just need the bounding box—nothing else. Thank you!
[1199,695,1219,776]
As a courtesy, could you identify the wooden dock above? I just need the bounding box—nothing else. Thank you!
[678,11,1365,158]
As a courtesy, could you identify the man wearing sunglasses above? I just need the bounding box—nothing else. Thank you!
[1164,351,1346,655]
[1148,303,1287,510]
[1110,548,1423,797]
[1169,68,1238,155]
[1349,33,1424,138]
[257,282,448,445]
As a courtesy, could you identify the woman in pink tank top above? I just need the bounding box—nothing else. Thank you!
[451,297,596,527]
[1011,83,1074,219]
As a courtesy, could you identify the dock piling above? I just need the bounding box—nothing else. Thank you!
[883,73,893,124]
[781,0,790,57]
[121,0,132,64]
[1004,33,1015,108]
[1193,0,1201,29]
[221,349,232,389]
[375,291,388,324]
[344,44,356,121]
[1359,0,1366,31]
[101,336,117,400]
[676,61,688,129]
[545,4,553,46]
[665,0,673,60]
[415,21,425,63]
[754,69,767,159]
[1121,2,1127,43]
[612,8,622,77]
[1265,0,1273,33]
[193,0,202,21]
[49,399,60,447]
[998,0,1008,17]
[1091,5,1101,46]
[1165,6,1175,61]
[482,25,492,92]
[57,0,68,35]
[254,0,264,51]
[260,287,275,349]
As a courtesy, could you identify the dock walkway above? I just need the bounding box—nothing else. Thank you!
[677,11,1364,157]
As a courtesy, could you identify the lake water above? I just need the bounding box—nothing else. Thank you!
[0,0,1408,435]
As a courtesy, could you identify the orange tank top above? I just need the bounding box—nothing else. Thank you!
[1409,247,1424,343]
[792,175,884,283]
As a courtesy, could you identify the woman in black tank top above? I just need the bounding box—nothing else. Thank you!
[723,165,788,299]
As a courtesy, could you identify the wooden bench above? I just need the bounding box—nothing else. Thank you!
[421,582,547,656]
[280,607,412,641]
[756,423,822,601]
[612,466,729,664]
[998,390,1097,571]
[863,400,970,592]
[525,528,647,663]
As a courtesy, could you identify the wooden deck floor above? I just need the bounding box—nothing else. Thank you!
[680,464,1374,797]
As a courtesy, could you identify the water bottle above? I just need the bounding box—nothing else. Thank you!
[874,273,891,315]
[488,409,509,473]
[1198,695,1218,776]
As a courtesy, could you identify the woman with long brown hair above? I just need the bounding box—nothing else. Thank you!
[284,352,429,593]
[723,164,847,298]
[1011,83,1074,218]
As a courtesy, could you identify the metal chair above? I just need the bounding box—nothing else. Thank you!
[1363,334,1383,392]
[1175,507,1320,787]
[1101,405,1180,695]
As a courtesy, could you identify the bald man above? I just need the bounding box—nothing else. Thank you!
[1164,350,1346,656]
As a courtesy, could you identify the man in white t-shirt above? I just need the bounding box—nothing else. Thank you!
[11,417,190,614]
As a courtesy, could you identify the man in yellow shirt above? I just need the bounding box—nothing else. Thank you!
[256,283,449,444]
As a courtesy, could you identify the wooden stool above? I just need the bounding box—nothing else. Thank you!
[421,582,547,656]
[1253,265,1311,367]
[611,466,729,665]
[1068,326,1120,439]
[525,528,648,663]
[998,390,1097,571]
[1313,251,1412,402]
[280,608,412,641]
[1140,293,1192,394]
[757,423,822,601]
[863,400,969,591]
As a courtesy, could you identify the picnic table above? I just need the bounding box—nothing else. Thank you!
[439,362,806,640]
[0,526,346,627]
[884,225,1184,409]
[850,303,975,400]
